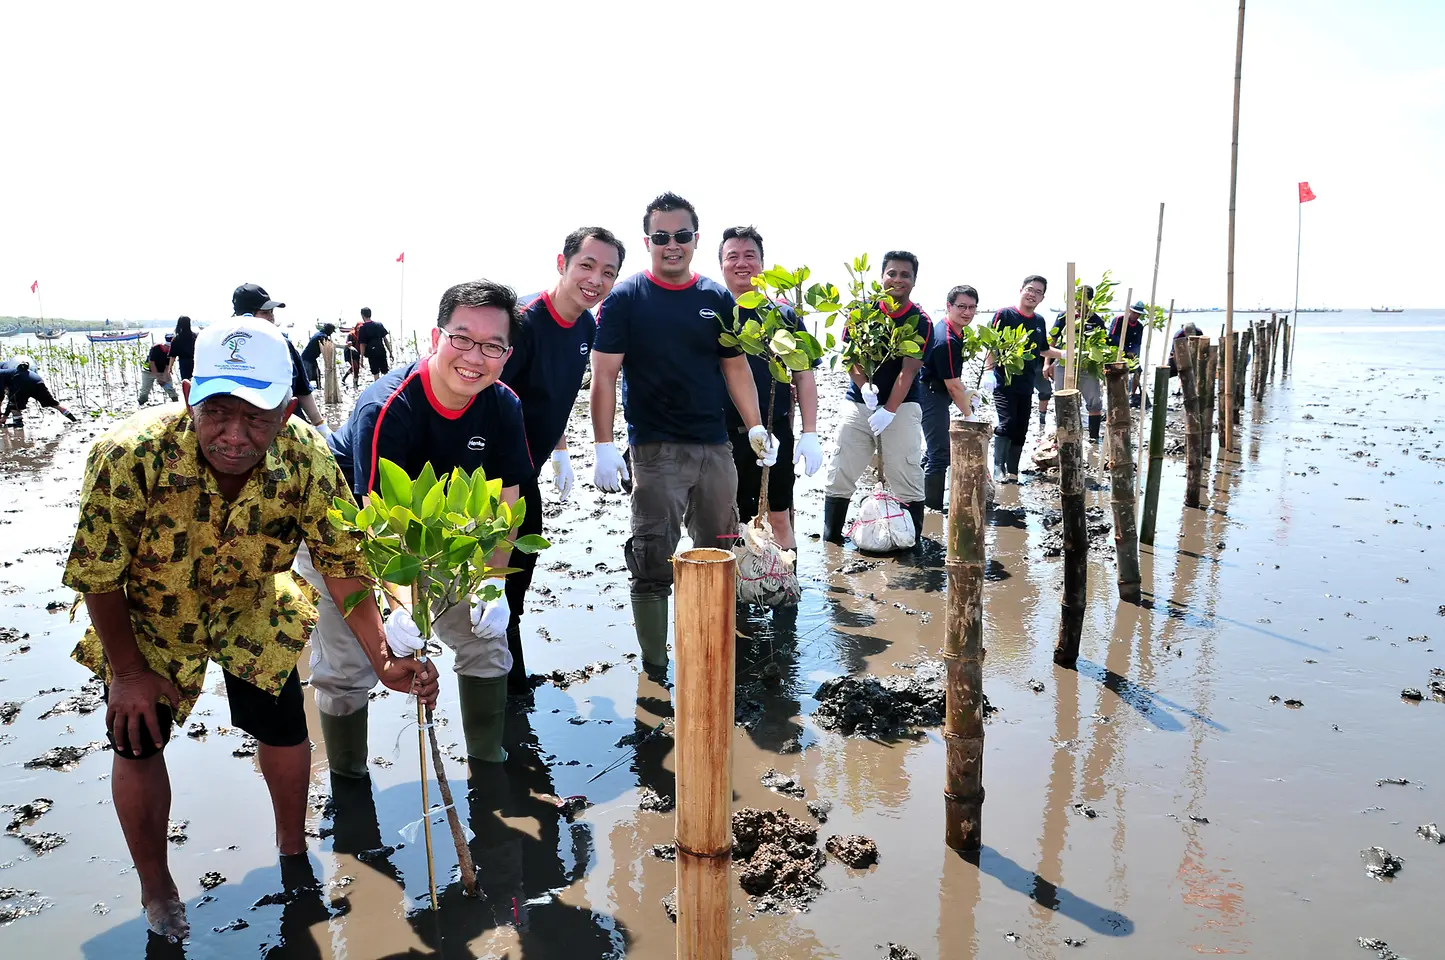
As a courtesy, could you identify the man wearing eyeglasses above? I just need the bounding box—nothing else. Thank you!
[983,275,1061,483]
[298,279,534,780]
[590,192,777,670]
[499,226,626,694]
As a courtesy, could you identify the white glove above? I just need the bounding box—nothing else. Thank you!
[384,610,428,656]
[868,407,895,436]
[593,442,629,492]
[315,422,333,439]
[793,432,823,476]
[470,586,510,640]
[969,391,985,415]
[747,425,779,467]
[550,449,574,501]
[860,382,879,411]
[981,370,998,393]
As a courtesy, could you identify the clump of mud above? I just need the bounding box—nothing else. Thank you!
[0,887,51,924]
[814,660,992,738]
[806,799,832,823]
[37,679,104,720]
[532,660,615,690]
[637,788,674,814]
[760,768,805,798]
[886,945,921,960]
[1040,506,1113,558]
[731,807,824,913]
[1361,846,1403,880]
[4,799,53,832]
[0,702,20,725]
[25,742,106,770]
[17,832,66,854]
[825,834,878,868]
[1417,823,1443,844]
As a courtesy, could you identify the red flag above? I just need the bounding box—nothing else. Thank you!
[396,252,405,263]
[1298,181,1316,203]
[30,280,39,293]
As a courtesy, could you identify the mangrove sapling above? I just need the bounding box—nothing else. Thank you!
[329,459,548,907]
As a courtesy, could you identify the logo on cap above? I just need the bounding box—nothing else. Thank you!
[224,332,253,364]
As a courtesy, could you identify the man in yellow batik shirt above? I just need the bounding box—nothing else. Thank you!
[62,317,439,943]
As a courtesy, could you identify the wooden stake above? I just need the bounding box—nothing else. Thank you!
[1103,363,1141,603]
[944,419,989,851]
[416,692,438,912]
[1233,329,1250,424]
[1268,314,1280,380]
[1174,337,1203,509]
[425,706,477,896]
[673,547,736,960]
[1053,389,1087,667]
[1116,287,1134,355]
[1281,320,1291,377]
[1137,298,1174,495]
[1139,366,1170,545]
[1200,341,1218,462]
[1064,263,1077,389]
[1223,0,1247,452]
[321,338,341,405]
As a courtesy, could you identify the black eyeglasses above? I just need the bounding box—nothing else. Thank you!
[442,333,509,359]
[648,229,695,246]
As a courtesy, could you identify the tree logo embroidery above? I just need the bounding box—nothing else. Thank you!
[223,332,253,365]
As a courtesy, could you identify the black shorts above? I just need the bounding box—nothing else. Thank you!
[106,668,308,761]
[732,421,795,519]
[365,347,389,377]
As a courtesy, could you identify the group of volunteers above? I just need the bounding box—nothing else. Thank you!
[56,188,1143,941]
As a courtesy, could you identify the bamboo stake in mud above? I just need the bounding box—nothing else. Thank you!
[1142,202,1165,371]
[1174,337,1203,509]
[1116,287,1134,356]
[1281,320,1291,377]
[673,548,736,960]
[1103,363,1141,603]
[1063,262,1077,389]
[944,420,989,851]
[1233,329,1250,424]
[1053,389,1087,667]
[1137,298,1175,495]
[1268,315,1280,380]
[321,338,340,405]
[1200,340,1218,462]
[1222,0,1247,453]
[1139,366,1170,545]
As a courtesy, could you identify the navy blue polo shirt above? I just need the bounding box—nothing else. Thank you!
[921,318,968,386]
[593,272,742,445]
[0,362,58,408]
[301,330,329,363]
[843,300,932,405]
[726,300,813,430]
[1108,316,1145,357]
[990,307,1050,392]
[501,291,596,473]
[329,358,533,499]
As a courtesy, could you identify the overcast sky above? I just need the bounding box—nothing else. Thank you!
[2,0,1441,329]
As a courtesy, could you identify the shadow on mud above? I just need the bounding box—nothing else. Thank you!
[962,846,1135,937]
[1074,657,1225,732]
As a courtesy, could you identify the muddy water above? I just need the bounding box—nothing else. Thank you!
[2,311,1443,959]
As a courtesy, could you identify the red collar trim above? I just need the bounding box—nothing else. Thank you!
[645,271,700,291]
[541,290,577,329]
[420,359,475,420]
[882,299,915,319]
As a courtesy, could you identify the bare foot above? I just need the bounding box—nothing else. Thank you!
[144,897,190,942]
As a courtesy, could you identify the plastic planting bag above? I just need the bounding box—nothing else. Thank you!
[849,487,916,552]
[732,520,802,607]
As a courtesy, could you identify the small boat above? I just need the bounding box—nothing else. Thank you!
[86,331,147,343]
[1369,306,1404,314]
[0,325,20,338]
[35,328,64,340]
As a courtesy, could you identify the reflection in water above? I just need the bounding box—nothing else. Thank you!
[1035,666,1079,934]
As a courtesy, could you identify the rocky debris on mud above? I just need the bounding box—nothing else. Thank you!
[18,832,66,854]
[186,722,207,739]
[806,799,833,823]
[825,834,879,868]
[885,945,920,960]
[1399,688,1424,702]
[813,661,958,738]
[1376,777,1411,787]
[357,845,400,864]
[0,887,50,924]
[1073,803,1099,819]
[1357,937,1407,960]
[1040,506,1112,558]
[4,799,53,832]
[1064,937,1088,947]
[760,768,805,798]
[734,695,765,730]
[533,660,614,690]
[25,741,105,770]
[1417,823,1443,844]
[552,795,591,820]
[37,679,104,719]
[1,702,21,725]
[213,918,250,933]
[661,888,677,923]
[199,871,227,890]
[1269,696,1305,708]
[649,843,676,861]
[0,627,27,644]
[1361,846,1404,880]
[231,735,258,758]
[732,807,824,913]
[1027,678,1046,693]
[637,788,674,813]
[834,559,883,576]
[167,820,189,844]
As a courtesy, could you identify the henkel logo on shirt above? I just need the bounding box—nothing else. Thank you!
[467,437,486,451]
[698,308,718,321]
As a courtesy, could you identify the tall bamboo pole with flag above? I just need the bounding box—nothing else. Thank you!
[31,280,44,327]
[1289,182,1315,371]
[396,252,406,342]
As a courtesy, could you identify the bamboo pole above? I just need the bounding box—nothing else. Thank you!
[1103,363,1141,603]
[1223,0,1247,452]
[1053,389,1087,667]
[1064,263,1077,389]
[1115,286,1134,355]
[1137,298,1174,494]
[1217,336,1229,447]
[1268,314,1280,380]
[944,420,989,851]
[673,547,736,960]
[1142,203,1165,371]
[1139,366,1169,545]
[1200,341,1218,462]
[1174,337,1203,509]
[322,338,341,405]
[1281,320,1291,377]
[1233,329,1250,423]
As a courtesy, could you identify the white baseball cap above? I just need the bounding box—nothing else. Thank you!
[188,316,294,410]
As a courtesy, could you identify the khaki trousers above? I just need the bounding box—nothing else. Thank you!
[825,400,924,503]
[625,442,739,599]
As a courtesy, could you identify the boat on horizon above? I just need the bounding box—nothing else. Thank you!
[1369,306,1405,314]
[86,330,148,343]
[35,327,64,340]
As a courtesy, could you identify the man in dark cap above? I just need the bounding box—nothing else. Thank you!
[232,283,333,436]
[2,354,79,427]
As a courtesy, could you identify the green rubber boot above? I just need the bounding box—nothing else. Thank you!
[630,593,670,667]
[318,706,370,779]
[458,674,509,764]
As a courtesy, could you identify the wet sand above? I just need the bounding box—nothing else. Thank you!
[2,313,1443,958]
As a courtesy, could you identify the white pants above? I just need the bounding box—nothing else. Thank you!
[825,400,925,503]
[294,543,512,716]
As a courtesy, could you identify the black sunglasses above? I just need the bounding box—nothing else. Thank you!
[648,229,695,246]
[442,333,509,359]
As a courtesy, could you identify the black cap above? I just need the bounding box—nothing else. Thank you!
[232,283,286,316]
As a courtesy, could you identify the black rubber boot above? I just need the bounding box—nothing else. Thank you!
[505,624,529,697]
[923,473,946,512]
[906,501,926,546]
[1088,414,1103,441]
[992,438,1009,483]
[1005,440,1024,481]
[822,496,850,544]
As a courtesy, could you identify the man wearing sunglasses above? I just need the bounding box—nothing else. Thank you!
[298,280,534,781]
[499,226,626,694]
[590,192,778,670]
